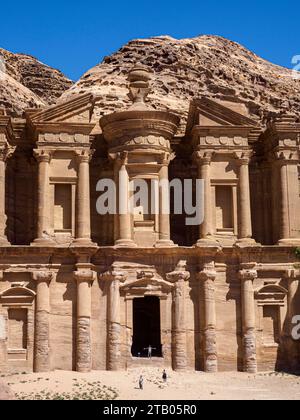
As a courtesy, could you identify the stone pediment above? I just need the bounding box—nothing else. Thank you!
[255,284,288,305]
[28,93,95,124]
[186,97,257,134]
[120,270,174,295]
[0,284,36,306]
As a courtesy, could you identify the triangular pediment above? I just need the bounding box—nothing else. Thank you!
[28,93,95,124]
[186,97,257,134]
[120,276,174,292]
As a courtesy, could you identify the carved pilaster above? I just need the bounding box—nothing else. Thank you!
[74,268,96,372]
[155,152,176,248]
[112,152,136,248]
[193,151,218,247]
[32,271,53,372]
[239,264,257,373]
[32,150,55,245]
[103,270,126,371]
[273,151,300,245]
[73,149,95,246]
[198,263,218,372]
[235,151,256,245]
[167,261,190,371]
[0,143,14,246]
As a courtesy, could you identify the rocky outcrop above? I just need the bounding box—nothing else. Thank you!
[0,48,72,116]
[60,35,300,133]
[0,379,15,400]
[1,35,300,128]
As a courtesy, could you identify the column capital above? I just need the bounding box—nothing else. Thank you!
[158,152,175,166]
[285,268,300,281]
[193,151,213,165]
[239,264,257,281]
[0,144,15,162]
[198,264,217,281]
[234,151,253,165]
[167,261,190,283]
[75,149,94,164]
[101,270,127,283]
[32,271,53,283]
[274,150,299,165]
[74,269,96,283]
[33,149,52,163]
[115,151,129,165]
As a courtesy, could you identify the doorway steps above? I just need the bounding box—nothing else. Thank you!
[127,357,166,368]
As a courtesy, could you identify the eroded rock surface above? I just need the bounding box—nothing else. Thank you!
[0,48,72,115]
[60,35,300,132]
[0,379,15,400]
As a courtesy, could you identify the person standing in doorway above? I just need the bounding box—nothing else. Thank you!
[144,345,156,359]
[139,375,144,390]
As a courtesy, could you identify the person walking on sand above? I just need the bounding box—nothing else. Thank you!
[144,345,156,359]
[162,369,167,383]
[139,375,144,390]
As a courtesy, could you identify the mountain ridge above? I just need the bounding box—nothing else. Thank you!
[1,35,300,130]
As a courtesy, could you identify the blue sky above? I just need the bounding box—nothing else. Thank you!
[1,0,299,81]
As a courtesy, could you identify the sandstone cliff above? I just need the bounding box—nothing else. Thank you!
[60,35,300,132]
[0,379,15,400]
[1,36,300,128]
[0,48,72,116]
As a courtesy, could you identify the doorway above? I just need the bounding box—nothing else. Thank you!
[132,296,162,357]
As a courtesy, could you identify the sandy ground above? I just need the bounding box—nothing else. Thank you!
[3,368,300,400]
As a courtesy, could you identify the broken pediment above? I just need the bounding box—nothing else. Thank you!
[27,93,95,124]
[0,284,36,306]
[186,97,257,135]
[120,271,174,296]
[255,283,288,305]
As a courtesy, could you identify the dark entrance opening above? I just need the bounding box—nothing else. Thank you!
[132,296,162,357]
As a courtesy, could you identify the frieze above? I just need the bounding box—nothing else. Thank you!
[38,132,90,144]
[199,135,248,147]
[109,134,171,152]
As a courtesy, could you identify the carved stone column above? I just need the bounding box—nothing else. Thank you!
[236,153,255,245]
[104,270,126,371]
[286,269,300,370]
[33,150,55,245]
[74,268,95,372]
[198,263,218,372]
[115,153,136,248]
[279,158,289,241]
[275,151,300,245]
[239,264,257,373]
[266,115,300,245]
[194,152,218,246]
[167,262,190,371]
[0,145,12,245]
[32,271,53,372]
[74,150,94,246]
[156,153,176,247]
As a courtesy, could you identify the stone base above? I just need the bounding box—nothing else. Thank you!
[0,237,10,247]
[196,237,220,248]
[235,238,260,248]
[72,238,97,247]
[31,237,56,246]
[278,238,300,246]
[115,239,137,248]
[155,239,178,248]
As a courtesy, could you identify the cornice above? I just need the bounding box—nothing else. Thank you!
[100,109,180,145]
[0,115,15,143]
